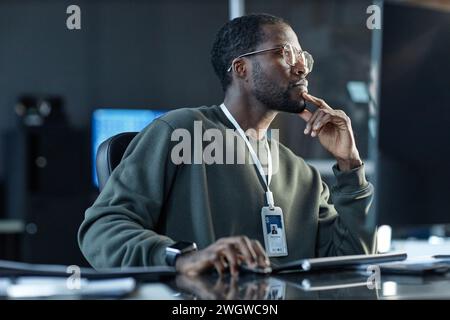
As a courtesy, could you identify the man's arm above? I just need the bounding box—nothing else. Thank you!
[78,114,270,274]
[315,163,376,257]
[297,93,376,256]
[78,119,177,269]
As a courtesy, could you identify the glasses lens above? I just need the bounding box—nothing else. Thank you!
[283,44,296,66]
[303,51,314,73]
[283,44,314,74]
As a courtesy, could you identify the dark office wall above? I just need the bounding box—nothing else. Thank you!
[0,0,228,180]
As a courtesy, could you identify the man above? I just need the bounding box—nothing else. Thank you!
[78,14,375,277]
[271,226,277,235]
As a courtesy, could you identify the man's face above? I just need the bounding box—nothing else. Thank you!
[249,24,309,113]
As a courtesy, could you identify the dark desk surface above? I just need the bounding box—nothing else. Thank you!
[135,270,450,300]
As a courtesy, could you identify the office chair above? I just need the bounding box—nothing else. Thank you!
[96,132,138,191]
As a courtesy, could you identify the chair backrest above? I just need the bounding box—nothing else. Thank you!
[96,132,138,191]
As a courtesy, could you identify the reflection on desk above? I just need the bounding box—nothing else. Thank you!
[164,269,450,300]
[381,274,450,299]
[170,272,378,300]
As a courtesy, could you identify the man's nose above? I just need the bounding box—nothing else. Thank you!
[291,60,308,76]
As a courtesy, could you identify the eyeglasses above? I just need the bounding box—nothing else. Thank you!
[227,43,314,74]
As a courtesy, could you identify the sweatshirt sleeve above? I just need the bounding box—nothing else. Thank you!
[78,118,178,269]
[316,163,376,257]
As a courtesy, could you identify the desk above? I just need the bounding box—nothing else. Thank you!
[131,270,450,300]
[1,269,449,300]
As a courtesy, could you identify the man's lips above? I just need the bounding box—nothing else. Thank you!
[291,79,308,93]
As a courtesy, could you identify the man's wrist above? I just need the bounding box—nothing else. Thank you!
[174,251,195,272]
[165,241,198,266]
[336,158,363,171]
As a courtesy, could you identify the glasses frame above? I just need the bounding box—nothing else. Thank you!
[226,43,313,73]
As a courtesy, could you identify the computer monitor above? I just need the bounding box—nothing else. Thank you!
[374,2,450,230]
[91,108,167,187]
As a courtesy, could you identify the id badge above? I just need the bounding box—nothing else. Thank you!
[264,278,286,300]
[261,206,288,257]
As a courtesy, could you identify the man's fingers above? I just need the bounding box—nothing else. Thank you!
[218,236,258,268]
[220,245,239,277]
[213,259,226,277]
[251,240,270,267]
[298,108,312,122]
[239,236,258,267]
[311,113,331,137]
[305,109,322,135]
[302,92,332,110]
[310,111,326,135]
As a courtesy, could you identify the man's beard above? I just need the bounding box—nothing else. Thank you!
[251,61,306,113]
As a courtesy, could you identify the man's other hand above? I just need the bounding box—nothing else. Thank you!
[175,236,270,277]
[299,92,362,171]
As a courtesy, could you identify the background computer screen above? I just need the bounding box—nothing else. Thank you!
[375,2,450,229]
[91,108,167,187]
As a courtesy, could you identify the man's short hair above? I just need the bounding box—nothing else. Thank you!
[211,13,287,92]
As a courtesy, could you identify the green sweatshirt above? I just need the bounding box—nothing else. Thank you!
[78,105,375,269]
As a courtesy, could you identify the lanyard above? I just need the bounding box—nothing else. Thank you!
[220,103,275,209]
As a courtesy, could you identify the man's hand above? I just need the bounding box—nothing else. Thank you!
[299,92,362,171]
[175,236,270,277]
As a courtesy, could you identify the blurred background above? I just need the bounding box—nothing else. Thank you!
[0,0,449,266]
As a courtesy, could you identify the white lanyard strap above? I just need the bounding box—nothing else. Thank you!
[220,103,275,209]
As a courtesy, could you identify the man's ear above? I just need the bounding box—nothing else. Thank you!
[232,58,247,79]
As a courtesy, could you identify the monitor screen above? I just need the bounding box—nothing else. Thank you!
[91,108,167,187]
[375,2,450,229]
